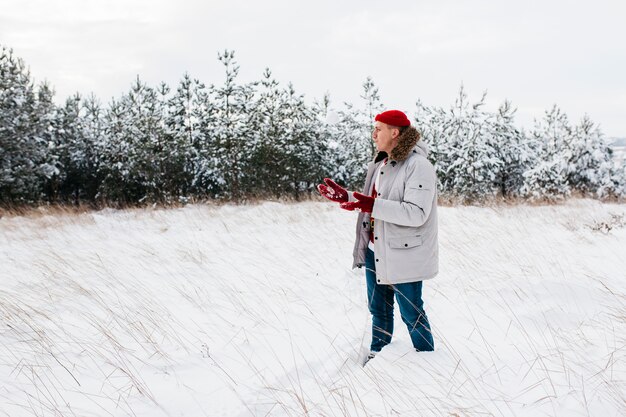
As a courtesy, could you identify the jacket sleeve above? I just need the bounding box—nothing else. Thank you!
[371,158,436,227]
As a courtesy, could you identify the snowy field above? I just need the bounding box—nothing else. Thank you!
[1,200,625,417]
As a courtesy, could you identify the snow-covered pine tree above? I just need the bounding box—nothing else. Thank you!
[132,78,168,201]
[416,88,535,201]
[521,105,571,200]
[0,46,52,203]
[245,68,285,196]
[565,115,620,197]
[51,93,93,202]
[279,82,325,199]
[99,97,130,202]
[166,73,216,200]
[429,86,503,201]
[490,101,532,198]
[246,70,324,199]
[414,98,446,172]
[210,50,257,199]
[152,82,179,201]
[80,94,105,201]
[33,82,60,200]
[137,79,168,201]
[99,77,167,203]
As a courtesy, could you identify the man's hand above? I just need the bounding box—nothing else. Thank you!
[340,192,375,213]
[317,178,349,203]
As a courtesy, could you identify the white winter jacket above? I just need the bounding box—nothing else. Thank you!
[352,129,439,284]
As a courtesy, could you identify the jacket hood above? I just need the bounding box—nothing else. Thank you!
[374,125,422,163]
[414,137,429,158]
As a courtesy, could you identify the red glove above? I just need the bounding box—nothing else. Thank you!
[340,192,375,213]
[317,178,348,203]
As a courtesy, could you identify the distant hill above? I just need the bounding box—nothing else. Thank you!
[609,137,626,147]
[609,138,625,165]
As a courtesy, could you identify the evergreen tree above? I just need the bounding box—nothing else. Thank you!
[565,115,620,197]
[50,93,87,202]
[246,71,325,199]
[491,101,532,197]
[34,82,60,194]
[210,50,256,199]
[166,73,215,199]
[420,86,503,201]
[279,83,325,199]
[414,98,447,169]
[246,68,285,196]
[0,46,51,203]
[80,94,105,201]
[99,97,130,202]
[99,77,167,203]
[2,44,623,205]
[521,106,572,200]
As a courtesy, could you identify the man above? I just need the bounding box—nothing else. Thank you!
[318,109,438,362]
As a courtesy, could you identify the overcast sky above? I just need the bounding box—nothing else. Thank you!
[1,0,625,137]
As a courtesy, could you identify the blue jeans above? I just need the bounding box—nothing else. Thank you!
[365,248,434,352]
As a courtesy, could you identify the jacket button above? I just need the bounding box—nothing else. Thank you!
[419,185,422,188]
[381,172,384,175]
[375,237,378,240]
[377,192,381,196]
[377,279,380,283]
[362,221,367,228]
[376,259,379,262]
[404,243,408,247]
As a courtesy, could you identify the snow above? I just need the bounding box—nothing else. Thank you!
[1,200,625,416]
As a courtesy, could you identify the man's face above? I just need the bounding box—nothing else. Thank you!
[372,121,399,154]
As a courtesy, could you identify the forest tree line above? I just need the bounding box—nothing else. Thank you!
[1,45,624,207]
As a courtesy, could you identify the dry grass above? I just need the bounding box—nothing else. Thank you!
[2,192,624,220]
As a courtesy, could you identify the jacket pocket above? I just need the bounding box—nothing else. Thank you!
[388,235,422,249]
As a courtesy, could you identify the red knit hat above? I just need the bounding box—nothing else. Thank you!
[375,110,410,127]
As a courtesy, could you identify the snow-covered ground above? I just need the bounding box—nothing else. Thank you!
[1,200,625,417]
